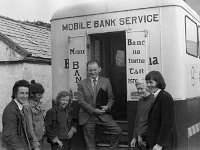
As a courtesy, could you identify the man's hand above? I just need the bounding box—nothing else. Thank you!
[101,106,109,112]
[94,108,105,115]
[67,129,74,139]
[130,138,136,147]
[56,140,63,148]
[152,144,162,150]
[138,135,147,146]
[34,147,40,150]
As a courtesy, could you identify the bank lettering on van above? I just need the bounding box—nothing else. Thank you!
[69,48,84,83]
[72,61,82,83]
[65,59,82,82]
[70,48,85,54]
[127,39,146,77]
[126,32,148,100]
[62,14,159,31]
[67,36,87,93]
[128,39,145,45]
[127,39,145,65]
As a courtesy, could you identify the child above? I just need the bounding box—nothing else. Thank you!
[45,91,78,150]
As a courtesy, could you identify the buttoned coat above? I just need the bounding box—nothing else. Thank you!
[2,100,31,150]
[77,76,114,125]
[147,90,177,149]
[45,105,78,141]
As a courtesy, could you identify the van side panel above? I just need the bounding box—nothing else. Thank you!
[51,2,200,149]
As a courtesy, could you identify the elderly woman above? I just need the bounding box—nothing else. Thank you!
[45,91,78,150]
[130,78,154,150]
[145,71,177,150]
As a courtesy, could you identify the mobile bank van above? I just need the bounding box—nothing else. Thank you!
[51,0,200,149]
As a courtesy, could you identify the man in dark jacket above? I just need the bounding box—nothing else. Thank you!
[2,80,31,150]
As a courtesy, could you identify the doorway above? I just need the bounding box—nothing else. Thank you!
[90,31,127,120]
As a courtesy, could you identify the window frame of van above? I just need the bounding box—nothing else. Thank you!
[185,16,198,58]
[198,26,200,58]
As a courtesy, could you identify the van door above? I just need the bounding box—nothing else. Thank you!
[109,32,127,120]
[90,32,127,120]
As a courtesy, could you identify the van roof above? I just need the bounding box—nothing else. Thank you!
[51,0,199,21]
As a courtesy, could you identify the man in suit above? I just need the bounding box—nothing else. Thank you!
[77,60,122,150]
[2,80,31,150]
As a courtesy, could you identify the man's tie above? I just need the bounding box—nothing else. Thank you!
[93,78,97,105]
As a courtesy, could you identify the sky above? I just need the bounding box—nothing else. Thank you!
[0,0,85,23]
[0,0,199,23]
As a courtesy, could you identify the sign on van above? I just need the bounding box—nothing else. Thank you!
[68,36,87,93]
[126,30,148,101]
[62,14,159,31]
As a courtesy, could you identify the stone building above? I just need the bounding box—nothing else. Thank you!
[0,15,52,131]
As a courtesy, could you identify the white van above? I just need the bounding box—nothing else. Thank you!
[51,0,200,149]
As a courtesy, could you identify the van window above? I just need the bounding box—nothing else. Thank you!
[185,16,198,57]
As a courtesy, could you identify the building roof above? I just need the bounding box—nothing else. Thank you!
[51,0,199,21]
[0,15,51,59]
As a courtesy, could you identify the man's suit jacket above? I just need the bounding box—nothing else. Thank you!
[147,90,177,149]
[77,76,115,125]
[2,100,31,150]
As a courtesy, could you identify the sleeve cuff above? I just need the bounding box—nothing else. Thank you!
[52,136,59,143]
[153,144,162,150]
[32,141,40,148]
[71,127,77,133]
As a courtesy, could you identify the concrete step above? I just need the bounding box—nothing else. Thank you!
[96,120,129,150]
[97,142,128,150]
[116,120,128,131]
[100,131,128,143]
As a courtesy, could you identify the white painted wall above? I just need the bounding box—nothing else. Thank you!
[23,63,52,112]
[0,40,52,131]
[0,63,52,132]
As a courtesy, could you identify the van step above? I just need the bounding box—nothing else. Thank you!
[96,120,129,150]
[97,143,128,150]
[115,120,128,131]
[100,131,128,143]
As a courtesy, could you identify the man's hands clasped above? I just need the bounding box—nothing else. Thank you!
[94,106,109,115]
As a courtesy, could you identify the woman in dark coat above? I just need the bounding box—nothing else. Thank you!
[145,71,177,150]
[45,91,78,150]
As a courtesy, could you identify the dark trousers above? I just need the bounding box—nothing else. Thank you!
[51,139,71,150]
[82,115,122,150]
